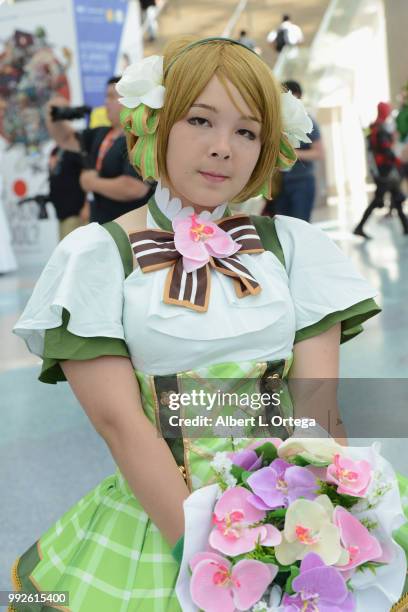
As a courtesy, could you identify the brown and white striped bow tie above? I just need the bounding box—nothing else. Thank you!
[129,214,264,312]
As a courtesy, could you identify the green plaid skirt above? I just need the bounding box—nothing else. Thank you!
[10,359,408,611]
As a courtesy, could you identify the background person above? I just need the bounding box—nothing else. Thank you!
[354,101,408,239]
[237,29,256,51]
[139,0,158,42]
[46,77,154,225]
[266,14,304,53]
[48,145,88,240]
[263,80,324,221]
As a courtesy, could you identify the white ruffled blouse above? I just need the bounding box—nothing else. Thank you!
[14,187,378,376]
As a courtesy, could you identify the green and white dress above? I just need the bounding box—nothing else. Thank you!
[11,186,406,611]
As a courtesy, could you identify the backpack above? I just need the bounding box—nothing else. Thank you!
[275,27,288,52]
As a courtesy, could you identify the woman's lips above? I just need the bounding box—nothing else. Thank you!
[199,171,229,183]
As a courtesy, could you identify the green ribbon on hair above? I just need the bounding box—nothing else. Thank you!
[259,134,297,199]
[277,134,297,170]
[120,104,159,180]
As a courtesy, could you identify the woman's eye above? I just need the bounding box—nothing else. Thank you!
[238,129,257,141]
[187,117,210,127]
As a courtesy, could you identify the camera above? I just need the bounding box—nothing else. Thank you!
[50,105,92,122]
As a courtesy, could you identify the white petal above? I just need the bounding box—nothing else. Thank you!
[115,55,164,110]
[175,206,194,221]
[166,197,183,218]
[118,95,141,109]
[140,85,166,109]
[154,180,168,209]
[118,77,157,97]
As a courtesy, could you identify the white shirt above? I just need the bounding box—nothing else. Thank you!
[267,21,304,46]
[14,187,377,375]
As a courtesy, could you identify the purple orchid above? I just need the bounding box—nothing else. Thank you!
[228,448,263,472]
[246,459,318,510]
[282,553,355,611]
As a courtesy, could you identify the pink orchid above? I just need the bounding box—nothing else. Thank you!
[173,213,241,273]
[334,506,382,571]
[327,454,372,497]
[209,486,281,556]
[190,551,277,612]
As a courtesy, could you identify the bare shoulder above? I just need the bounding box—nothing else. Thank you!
[115,205,148,235]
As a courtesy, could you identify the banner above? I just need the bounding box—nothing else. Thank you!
[0,0,82,265]
[0,0,141,267]
[72,0,129,108]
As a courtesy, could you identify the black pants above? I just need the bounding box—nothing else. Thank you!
[356,175,408,233]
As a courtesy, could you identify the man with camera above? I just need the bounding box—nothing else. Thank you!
[46,76,154,225]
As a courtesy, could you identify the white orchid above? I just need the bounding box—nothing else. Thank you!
[115,55,165,109]
[278,437,344,465]
[281,90,313,148]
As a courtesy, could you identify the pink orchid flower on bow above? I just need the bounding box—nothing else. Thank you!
[190,550,277,612]
[327,454,372,497]
[209,486,281,556]
[173,213,241,273]
[334,506,382,571]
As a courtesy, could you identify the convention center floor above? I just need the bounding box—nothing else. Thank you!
[1,210,408,594]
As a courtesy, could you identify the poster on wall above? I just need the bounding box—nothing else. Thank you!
[73,0,129,108]
[0,0,82,266]
[0,0,141,267]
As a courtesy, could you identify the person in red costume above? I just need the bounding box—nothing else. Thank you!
[354,101,408,239]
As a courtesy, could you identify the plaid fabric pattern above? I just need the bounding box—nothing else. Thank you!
[11,358,408,611]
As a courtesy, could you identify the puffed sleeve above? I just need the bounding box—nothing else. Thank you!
[274,215,381,343]
[13,223,130,383]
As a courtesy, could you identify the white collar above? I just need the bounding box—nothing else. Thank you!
[153,179,227,223]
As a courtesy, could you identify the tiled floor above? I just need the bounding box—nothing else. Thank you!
[1,205,408,597]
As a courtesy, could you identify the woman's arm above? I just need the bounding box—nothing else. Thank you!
[61,355,190,546]
[289,323,347,443]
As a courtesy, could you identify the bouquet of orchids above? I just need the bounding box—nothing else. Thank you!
[175,438,407,612]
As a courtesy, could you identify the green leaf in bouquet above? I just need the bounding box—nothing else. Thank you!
[291,454,330,467]
[241,542,281,565]
[264,508,287,530]
[360,517,378,531]
[265,508,287,518]
[241,470,253,486]
[284,565,301,594]
[317,480,360,509]
[230,464,252,486]
[355,560,386,575]
[290,455,310,467]
[254,442,278,463]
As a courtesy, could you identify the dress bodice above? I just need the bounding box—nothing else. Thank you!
[13,184,379,379]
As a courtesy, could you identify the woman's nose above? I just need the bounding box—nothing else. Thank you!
[208,133,231,160]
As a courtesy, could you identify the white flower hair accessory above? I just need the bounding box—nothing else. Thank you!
[115,55,165,110]
[281,90,313,148]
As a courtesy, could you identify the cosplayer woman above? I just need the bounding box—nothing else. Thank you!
[11,37,404,611]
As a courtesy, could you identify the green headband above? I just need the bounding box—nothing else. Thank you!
[164,37,259,74]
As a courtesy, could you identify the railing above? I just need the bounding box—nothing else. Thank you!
[221,0,248,37]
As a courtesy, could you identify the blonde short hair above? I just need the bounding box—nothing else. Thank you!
[128,37,283,203]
